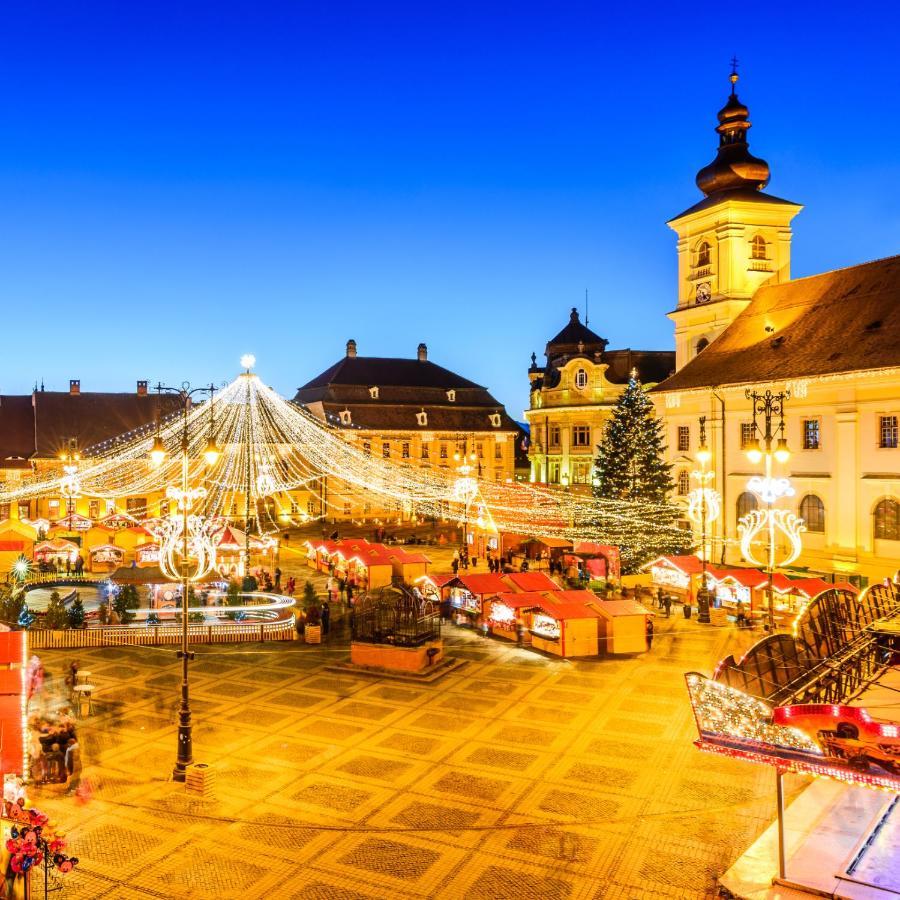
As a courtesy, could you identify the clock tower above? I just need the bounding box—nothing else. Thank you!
[667,69,802,371]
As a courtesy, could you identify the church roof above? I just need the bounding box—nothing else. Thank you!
[653,255,900,393]
[298,356,483,392]
[545,308,607,357]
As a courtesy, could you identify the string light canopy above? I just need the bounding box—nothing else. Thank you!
[0,359,686,548]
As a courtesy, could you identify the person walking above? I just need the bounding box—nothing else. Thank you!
[664,595,672,618]
[645,618,654,651]
[65,737,82,795]
[321,600,331,636]
[65,555,71,575]
[274,567,282,591]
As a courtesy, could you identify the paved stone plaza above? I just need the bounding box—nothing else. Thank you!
[31,615,788,899]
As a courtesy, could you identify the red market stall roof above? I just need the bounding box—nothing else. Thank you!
[98,511,141,529]
[453,573,509,596]
[706,567,769,589]
[490,591,548,609]
[521,536,573,549]
[533,596,602,621]
[647,555,705,575]
[216,525,268,551]
[503,571,559,592]
[88,543,124,556]
[49,513,92,530]
[572,542,619,557]
[775,576,858,598]
[34,538,79,554]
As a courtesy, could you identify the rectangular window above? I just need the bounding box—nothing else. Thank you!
[0,503,9,520]
[421,443,430,459]
[548,425,561,448]
[307,499,317,516]
[572,461,590,484]
[802,418,820,450]
[17,502,30,520]
[382,442,390,458]
[343,501,351,516]
[677,470,691,496]
[363,441,371,455]
[677,425,690,452]
[88,500,100,520]
[477,443,484,459]
[548,461,560,484]
[126,497,146,519]
[440,444,448,459]
[290,501,299,515]
[401,442,410,459]
[572,426,591,447]
[48,499,61,519]
[740,422,755,449]
[879,415,898,449]
[494,443,502,459]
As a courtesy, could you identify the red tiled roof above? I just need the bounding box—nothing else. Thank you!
[653,255,900,393]
[503,572,559,592]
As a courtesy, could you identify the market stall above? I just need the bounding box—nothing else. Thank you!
[528,594,601,658]
[646,555,705,604]
[87,543,124,573]
[571,541,621,581]
[485,591,543,642]
[593,598,653,654]
[32,539,79,571]
[0,519,36,575]
[135,541,160,567]
[444,572,508,626]
[704,567,768,613]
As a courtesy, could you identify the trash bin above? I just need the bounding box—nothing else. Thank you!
[683,604,692,619]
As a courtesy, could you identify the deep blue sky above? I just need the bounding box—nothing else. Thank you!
[2,2,898,417]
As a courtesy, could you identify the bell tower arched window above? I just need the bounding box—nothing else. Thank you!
[696,241,711,268]
[695,337,709,356]
[751,235,767,260]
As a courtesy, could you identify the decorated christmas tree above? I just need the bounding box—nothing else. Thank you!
[44,591,69,629]
[593,374,690,571]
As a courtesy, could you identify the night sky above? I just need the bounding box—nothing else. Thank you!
[1,2,898,417]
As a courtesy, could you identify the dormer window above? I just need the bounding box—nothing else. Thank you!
[574,368,588,390]
[339,409,352,425]
[416,409,428,426]
[369,386,379,399]
[446,389,456,402]
[696,241,711,268]
[489,413,501,427]
[751,235,767,260]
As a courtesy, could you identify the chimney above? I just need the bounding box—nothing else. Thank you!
[346,339,357,358]
[417,342,428,362]
[137,380,148,396]
[69,379,80,396]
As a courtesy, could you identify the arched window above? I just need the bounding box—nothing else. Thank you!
[574,368,588,389]
[874,498,900,541]
[799,494,825,533]
[736,491,758,522]
[677,470,690,496]
[751,235,767,260]
[696,337,709,356]
[696,241,711,267]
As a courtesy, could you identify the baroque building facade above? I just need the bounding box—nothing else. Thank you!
[524,309,673,489]
[294,340,522,523]
[652,71,900,585]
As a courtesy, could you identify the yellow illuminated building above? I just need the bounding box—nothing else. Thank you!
[525,309,673,489]
[652,71,900,585]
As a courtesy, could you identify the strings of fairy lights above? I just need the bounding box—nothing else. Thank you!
[0,366,686,546]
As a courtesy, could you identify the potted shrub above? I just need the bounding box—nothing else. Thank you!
[303,582,322,643]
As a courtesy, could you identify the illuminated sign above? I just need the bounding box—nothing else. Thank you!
[531,613,560,641]
[686,674,900,792]
[450,590,481,613]
[490,603,516,625]
[714,582,750,606]
[651,565,690,591]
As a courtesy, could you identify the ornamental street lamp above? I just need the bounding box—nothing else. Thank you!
[452,436,479,566]
[687,416,720,623]
[738,390,806,631]
[150,381,220,782]
[58,440,81,536]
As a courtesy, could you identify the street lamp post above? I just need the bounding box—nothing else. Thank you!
[690,417,718,623]
[739,390,805,631]
[150,382,221,782]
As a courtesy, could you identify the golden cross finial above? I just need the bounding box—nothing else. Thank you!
[730,56,739,93]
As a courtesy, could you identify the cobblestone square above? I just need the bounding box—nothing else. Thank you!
[30,614,787,899]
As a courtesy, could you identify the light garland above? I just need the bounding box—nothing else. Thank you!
[738,508,806,568]
[0,364,687,549]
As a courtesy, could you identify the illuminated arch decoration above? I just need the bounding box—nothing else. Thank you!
[0,363,686,550]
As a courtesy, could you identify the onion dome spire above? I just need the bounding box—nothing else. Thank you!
[695,62,771,196]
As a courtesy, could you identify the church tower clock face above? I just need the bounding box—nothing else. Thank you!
[696,283,711,304]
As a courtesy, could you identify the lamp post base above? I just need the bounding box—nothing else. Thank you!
[696,588,712,624]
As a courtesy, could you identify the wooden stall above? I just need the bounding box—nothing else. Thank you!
[0,519,36,574]
[88,543,124,573]
[646,555,705,604]
[593,598,652,654]
[529,595,601,658]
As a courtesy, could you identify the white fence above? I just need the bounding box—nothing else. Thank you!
[27,618,296,650]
